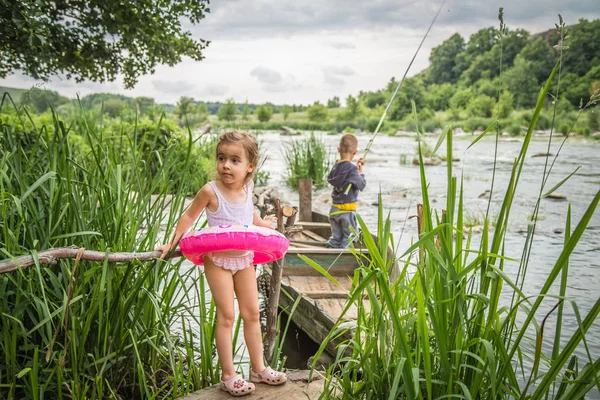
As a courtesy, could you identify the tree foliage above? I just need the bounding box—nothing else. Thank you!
[217,99,237,121]
[327,96,341,108]
[307,102,328,122]
[0,0,210,88]
[429,33,465,84]
[19,87,69,113]
[256,104,273,122]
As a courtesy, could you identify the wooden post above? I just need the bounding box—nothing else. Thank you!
[298,179,312,222]
[264,198,285,364]
[284,205,298,227]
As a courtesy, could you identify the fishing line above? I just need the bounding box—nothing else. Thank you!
[344,0,447,194]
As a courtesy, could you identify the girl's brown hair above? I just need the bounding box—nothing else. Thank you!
[216,130,259,186]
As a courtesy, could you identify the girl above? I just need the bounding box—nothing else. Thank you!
[156,130,287,396]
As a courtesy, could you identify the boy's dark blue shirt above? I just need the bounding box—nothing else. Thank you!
[328,160,366,204]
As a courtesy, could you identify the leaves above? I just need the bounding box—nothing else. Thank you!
[0,0,210,88]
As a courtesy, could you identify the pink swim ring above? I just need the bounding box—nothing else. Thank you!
[179,224,290,265]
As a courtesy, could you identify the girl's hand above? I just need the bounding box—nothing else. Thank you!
[262,214,277,229]
[155,243,175,259]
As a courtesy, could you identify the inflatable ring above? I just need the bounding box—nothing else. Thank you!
[179,224,290,265]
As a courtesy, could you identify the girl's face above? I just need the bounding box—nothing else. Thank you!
[216,142,254,187]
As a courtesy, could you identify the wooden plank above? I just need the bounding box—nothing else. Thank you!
[296,221,331,229]
[317,298,371,320]
[282,253,360,276]
[278,281,343,357]
[283,275,353,299]
[289,240,327,247]
[301,229,328,243]
[287,248,369,255]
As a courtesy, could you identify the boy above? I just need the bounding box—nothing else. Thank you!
[325,134,366,248]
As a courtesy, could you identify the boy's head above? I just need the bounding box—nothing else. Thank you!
[338,134,358,158]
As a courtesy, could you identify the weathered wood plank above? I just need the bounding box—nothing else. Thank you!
[295,221,331,229]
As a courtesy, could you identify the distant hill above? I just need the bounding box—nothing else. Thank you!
[0,86,28,104]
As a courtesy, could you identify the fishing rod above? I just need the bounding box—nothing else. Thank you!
[344,0,447,195]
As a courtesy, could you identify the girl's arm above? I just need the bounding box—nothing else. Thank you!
[156,184,212,258]
[253,210,277,229]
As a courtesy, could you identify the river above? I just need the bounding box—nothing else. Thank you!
[259,130,599,390]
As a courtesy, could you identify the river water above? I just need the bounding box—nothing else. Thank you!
[257,130,599,388]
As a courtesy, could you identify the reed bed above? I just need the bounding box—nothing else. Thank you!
[282,132,332,188]
[0,99,240,399]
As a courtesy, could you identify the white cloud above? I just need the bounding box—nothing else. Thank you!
[2,0,599,105]
[250,67,283,85]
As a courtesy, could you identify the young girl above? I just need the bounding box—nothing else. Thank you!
[156,130,287,396]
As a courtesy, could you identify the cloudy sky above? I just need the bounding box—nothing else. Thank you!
[2,0,599,106]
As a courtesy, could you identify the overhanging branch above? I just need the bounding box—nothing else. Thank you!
[0,245,182,274]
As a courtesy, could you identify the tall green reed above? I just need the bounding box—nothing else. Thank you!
[282,132,332,188]
[0,98,229,399]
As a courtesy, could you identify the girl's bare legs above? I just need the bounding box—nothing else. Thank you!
[203,258,238,381]
[233,265,266,374]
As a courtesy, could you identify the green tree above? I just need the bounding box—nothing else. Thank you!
[281,105,292,121]
[197,102,209,118]
[562,19,600,77]
[241,100,250,122]
[516,38,556,83]
[175,96,195,119]
[424,83,454,111]
[344,95,361,120]
[217,98,237,121]
[0,0,210,88]
[362,91,386,108]
[504,59,540,108]
[429,33,465,84]
[101,99,127,118]
[388,77,425,120]
[467,94,496,118]
[307,102,328,122]
[19,87,69,113]
[256,104,273,122]
[327,96,341,108]
[497,91,514,118]
[135,97,155,114]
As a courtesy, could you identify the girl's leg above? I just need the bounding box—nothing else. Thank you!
[232,265,265,373]
[203,258,237,381]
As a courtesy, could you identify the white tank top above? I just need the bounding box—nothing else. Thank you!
[206,181,254,227]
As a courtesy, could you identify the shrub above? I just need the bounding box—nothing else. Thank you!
[419,107,435,120]
[256,104,274,122]
[365,117,382,133]
[497,91,514,118]
[558,123,570,135]
[307,102,329,122]
[508,123,522,136]
[467,94,496,118]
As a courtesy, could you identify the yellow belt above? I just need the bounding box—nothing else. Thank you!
[333,202,357,211]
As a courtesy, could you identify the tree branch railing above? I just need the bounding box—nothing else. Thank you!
[0,245,182,274]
